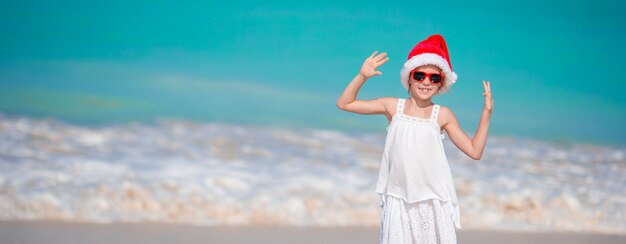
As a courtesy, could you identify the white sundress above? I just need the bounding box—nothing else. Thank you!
[376,98,461,244]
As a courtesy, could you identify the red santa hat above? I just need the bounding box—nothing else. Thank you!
[400,34,457,95]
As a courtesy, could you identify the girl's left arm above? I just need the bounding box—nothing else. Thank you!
[442,81,493,160]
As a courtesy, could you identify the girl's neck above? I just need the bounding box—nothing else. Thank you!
[408,96,434,108]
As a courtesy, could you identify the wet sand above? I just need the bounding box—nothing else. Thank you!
[1,221,624,244]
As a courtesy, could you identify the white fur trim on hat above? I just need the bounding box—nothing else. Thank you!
[400,53,457,95]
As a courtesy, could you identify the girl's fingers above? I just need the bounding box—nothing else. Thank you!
[374,52,387,62]
[370,51,378,59]
[376,57,390,67]
[483,80,491,94]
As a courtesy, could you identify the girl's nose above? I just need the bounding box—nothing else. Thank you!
[422,77,432,85]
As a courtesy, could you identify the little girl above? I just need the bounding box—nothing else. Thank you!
[336,34,493,244]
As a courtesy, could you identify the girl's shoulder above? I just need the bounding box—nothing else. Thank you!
[374,97,400,119]
[437,105,457,122]
[377,97,399,102]
[439,105,454,115]
[438,104,451,112]
[376,97,400,109]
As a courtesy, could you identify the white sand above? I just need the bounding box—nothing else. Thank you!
[0,221,624,244]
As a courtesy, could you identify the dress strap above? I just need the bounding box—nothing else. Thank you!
[396,98,406,115]
[430,104,440,122]
[431,104,445,140]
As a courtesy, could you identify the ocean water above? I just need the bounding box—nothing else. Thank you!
[1,0,625,145]
[0,115,624,233]
[1,0,626,233]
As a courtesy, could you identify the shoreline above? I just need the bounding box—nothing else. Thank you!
[1,220,624,244]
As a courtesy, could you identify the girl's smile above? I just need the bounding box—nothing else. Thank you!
[417,86,433,93]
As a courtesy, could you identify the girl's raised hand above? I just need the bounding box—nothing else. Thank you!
[483,80,493,113]
[359,51,389,79]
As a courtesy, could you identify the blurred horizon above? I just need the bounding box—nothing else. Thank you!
[1,0,626,146]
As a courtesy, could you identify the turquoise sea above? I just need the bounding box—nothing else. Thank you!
[1,0,625,145]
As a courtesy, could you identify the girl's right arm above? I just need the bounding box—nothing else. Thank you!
[336,51,393,116]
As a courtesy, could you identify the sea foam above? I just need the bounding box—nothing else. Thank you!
[0,114,624,233]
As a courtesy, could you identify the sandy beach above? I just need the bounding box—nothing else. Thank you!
[1,221,624,244]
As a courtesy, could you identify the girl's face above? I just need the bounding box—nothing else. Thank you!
[408,65,444,99]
